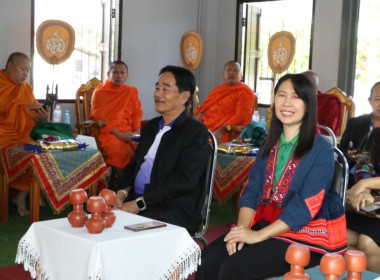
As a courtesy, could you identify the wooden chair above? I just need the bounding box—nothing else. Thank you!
[0,167,40,224]
[325,87,355,139]
[189,86,199,116]
[75,77,107,158]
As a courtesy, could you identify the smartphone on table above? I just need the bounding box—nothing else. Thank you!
[124,221,167,232]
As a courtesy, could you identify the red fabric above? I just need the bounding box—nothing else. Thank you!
[317,90,343,136]
[91,79,143,168]
[196,82,255,143]
[0,264,33,280]
[254,202,282,223]
[213,154,255,202]
[1,146,108,213]
[304,189,325,219]
[276,215,347,254]
[0,69,37,146]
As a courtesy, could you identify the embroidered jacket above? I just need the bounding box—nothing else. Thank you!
[238,135,347,254]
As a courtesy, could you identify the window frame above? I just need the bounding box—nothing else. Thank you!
[30,0,123,103]
[234,0,315,107]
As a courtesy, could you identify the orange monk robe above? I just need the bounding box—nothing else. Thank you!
[196,82,255,143]
[0,69,37,146]
[90,79,143,169]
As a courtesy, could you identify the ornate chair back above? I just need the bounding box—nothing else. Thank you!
[75,77,107,158]
[75,77,102,135]
[325,87,355,139]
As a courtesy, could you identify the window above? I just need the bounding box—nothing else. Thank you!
[353,0,380,116]
[32,0,121,100]
[236,0,313,105]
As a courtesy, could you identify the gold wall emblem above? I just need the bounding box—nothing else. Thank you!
[36,20,75,65]
[180,31,203,71]
[267,31,296,73]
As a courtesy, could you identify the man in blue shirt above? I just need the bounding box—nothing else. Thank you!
[114,65,210,235]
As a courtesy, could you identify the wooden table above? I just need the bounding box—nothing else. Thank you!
[16,211,200,280]
[0,145,108,223]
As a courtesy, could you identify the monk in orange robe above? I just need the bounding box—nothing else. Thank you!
[195,61,256,143]
[302,71,343,136]
[0,52,48,216]
[91,61,143,172]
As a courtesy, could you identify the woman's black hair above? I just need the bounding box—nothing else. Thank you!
[261,73,317,159]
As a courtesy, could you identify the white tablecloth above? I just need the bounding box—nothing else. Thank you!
[16,210,201,280]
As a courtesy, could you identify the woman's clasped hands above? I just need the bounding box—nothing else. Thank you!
[224,225,263,256]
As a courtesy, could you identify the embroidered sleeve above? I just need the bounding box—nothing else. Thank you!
[304,189,325,219]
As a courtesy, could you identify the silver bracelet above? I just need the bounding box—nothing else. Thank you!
[120,189,128,198]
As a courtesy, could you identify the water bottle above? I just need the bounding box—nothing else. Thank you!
[259,116,266,127]
[53,105,62,123]
[63,110,71,125]
[252,110,260,123]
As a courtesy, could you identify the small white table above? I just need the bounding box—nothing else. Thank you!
[16,210,200,280]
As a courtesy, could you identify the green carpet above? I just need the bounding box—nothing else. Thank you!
[0,197,236,268]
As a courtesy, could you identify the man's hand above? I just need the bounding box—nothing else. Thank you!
[29,104,48,123]
[119,199,140,214]
[348,192,374,211]
[114,189,128,209]
[111,128,133,142]
[347,141,362,163]
[213,126,226,144]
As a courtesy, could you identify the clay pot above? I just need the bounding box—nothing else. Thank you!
[283,243,311,280]
[99,189,117,227]
[320,253,346,280]
[85,196,107,234]
[343,250,367,280]
[67,189,88,227]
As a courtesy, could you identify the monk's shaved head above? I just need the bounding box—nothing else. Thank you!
[5,52,30,69]
[5,52,31,84]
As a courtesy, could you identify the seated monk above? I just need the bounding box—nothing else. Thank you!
[91,61,143,180]
[195,61,256,143]
[0,52,48,216]
[302,70,343,136]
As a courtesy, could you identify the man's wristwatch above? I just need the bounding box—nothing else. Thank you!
[136,197,147,211]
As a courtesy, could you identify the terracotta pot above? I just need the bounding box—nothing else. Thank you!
[68,210,88,228]
[320,253,345,280]
[343,250,367,280]
[67,189,88,227]
[85,196,107,234]
[284,243,311,280]
[69,189,88,204]
[99,189,117,228]
[99,189,116,206]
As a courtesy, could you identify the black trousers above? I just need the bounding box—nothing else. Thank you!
[195,233,322,280]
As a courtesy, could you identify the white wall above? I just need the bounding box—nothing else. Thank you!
[121,0,199,120]
[312,0,343,92]
[197,0,237,104]
[0,0,32,69]
[0,0,346,121]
